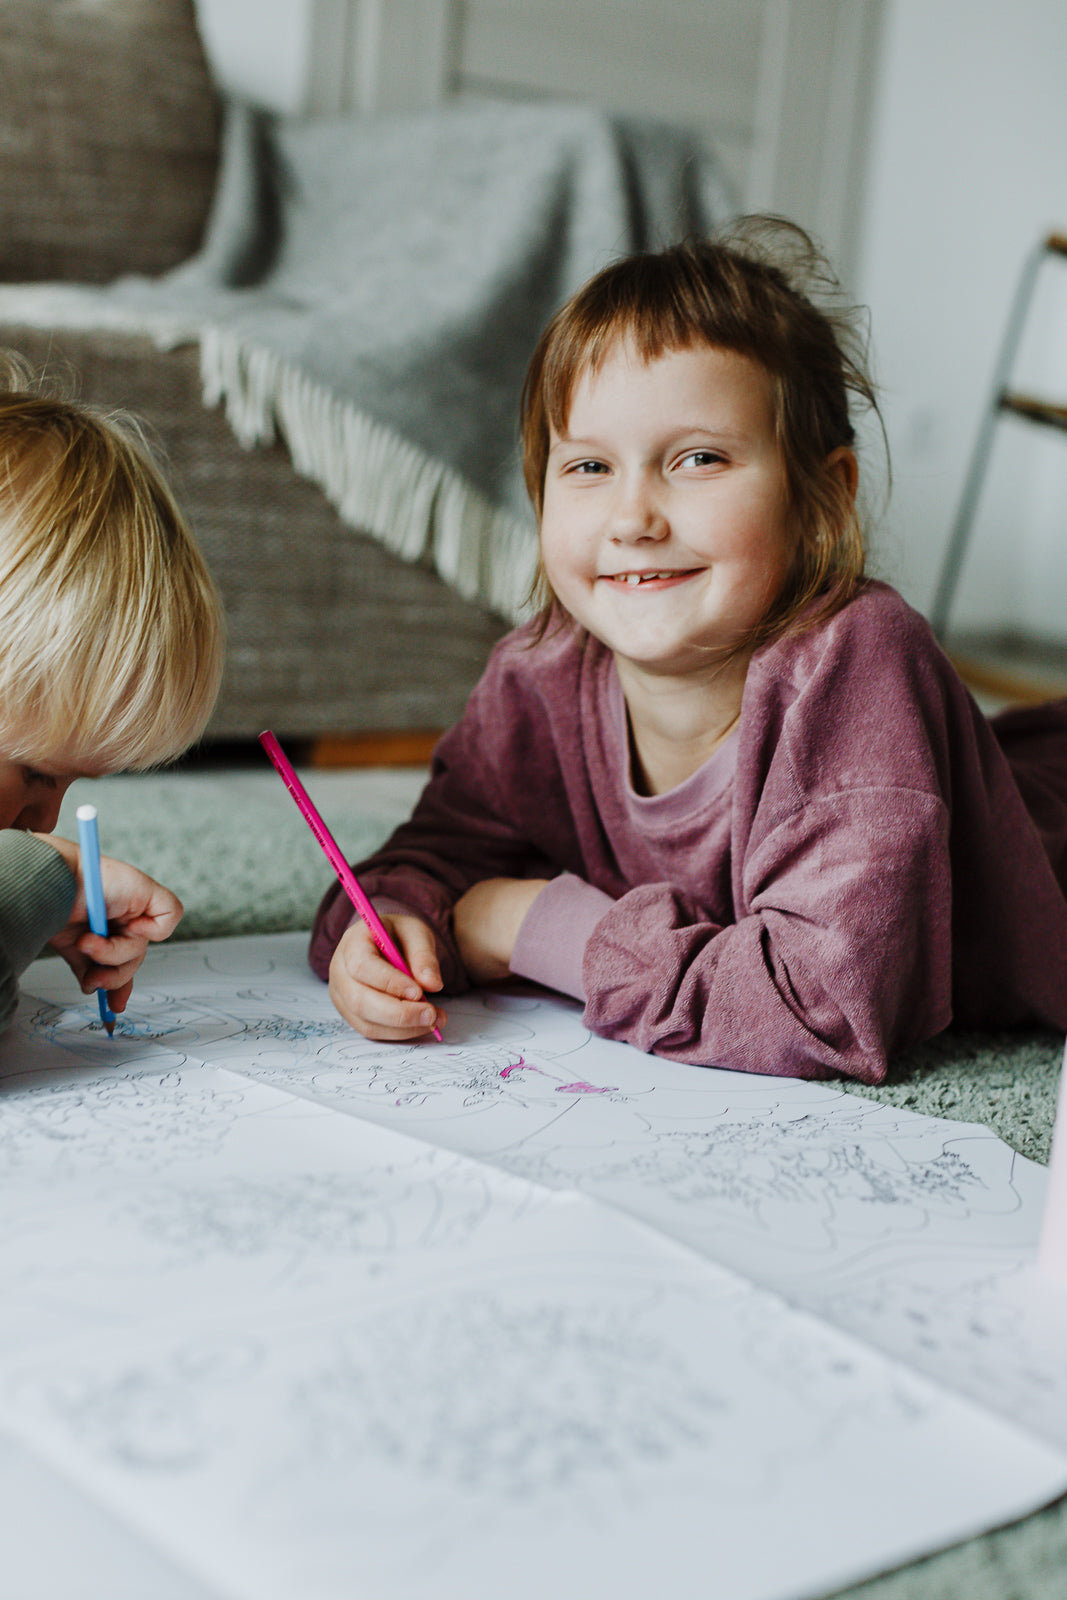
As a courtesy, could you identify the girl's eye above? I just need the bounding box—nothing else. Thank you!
[678,449,726,469]
[567,459,609,476]
[21,768,57,789]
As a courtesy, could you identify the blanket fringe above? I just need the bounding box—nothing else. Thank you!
[199,327,537,622]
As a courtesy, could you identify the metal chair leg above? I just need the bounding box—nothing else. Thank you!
[930,237,1051,642]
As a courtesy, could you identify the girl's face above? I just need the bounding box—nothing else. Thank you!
[540,340,793,682]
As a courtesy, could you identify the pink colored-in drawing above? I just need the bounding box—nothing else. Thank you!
[499,1058,538,1078]
[497,1058,617,1096]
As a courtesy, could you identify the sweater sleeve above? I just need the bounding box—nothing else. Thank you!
[309,632,572,988]
[0,831,77,1028]
[577,785,953,1084]
[510,872,616,1000]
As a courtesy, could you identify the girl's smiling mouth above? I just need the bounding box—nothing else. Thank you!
[604,569,701,587]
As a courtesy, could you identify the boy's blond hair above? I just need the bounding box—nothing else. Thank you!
[0,354,224,771]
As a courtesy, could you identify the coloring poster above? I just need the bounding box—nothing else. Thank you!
[3,932,1067,1600]
[23,932,1067,1448]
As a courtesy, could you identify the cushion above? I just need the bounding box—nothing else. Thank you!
[0,0,222,283]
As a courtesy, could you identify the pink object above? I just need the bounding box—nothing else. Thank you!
[1038,1040,1067,1285]
[259,730,442,1041]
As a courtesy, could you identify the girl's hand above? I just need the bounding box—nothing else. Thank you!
[329,913,445,1040]
[42,838,184,1016]
[453,877,549,984]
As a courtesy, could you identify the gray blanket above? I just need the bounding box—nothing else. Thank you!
[0,98,733,616]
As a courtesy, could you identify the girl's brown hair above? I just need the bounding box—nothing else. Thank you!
[520,216,883,649]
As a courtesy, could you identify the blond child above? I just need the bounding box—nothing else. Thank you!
[312,220,1067,1083]
[0,357,224,1027]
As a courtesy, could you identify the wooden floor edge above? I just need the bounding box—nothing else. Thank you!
[307,730,443,767]
[948,653,1067,707]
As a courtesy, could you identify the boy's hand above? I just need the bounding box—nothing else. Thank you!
[329,913,445,1040]
[453,877,549,984]
[42,837,183,1016]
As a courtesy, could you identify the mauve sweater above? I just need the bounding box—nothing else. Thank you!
[311,582,1067,1083]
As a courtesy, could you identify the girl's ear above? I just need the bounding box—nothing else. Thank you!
[826,445,859,505]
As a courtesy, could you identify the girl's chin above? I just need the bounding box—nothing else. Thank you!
[606,639,730,677]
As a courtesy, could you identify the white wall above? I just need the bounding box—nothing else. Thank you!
[194,0,311,114]
[855,0,1067,634]
[194,0,456,116]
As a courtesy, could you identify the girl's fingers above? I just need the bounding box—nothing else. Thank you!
[327,971,442,1040]
[326,913,446,1040]
[394,920,444,994]
[329,928,443,1039]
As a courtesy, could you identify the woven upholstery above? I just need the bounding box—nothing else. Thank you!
[0,0,221,283]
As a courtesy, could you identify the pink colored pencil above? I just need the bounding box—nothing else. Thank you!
[259,730,442,1041]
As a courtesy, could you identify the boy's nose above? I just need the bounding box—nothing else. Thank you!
[17,785,69,834]
[39,795,65,832]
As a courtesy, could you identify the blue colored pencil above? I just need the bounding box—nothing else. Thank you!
[75,804,117,1036]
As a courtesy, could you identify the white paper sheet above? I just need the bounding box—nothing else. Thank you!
[4,932,1067,1600]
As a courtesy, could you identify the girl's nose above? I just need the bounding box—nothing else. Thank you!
[608,472,668,543]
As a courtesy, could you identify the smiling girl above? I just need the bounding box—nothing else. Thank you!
[313,220,1067,1083]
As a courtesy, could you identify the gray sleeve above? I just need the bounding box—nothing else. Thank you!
[0,832,77,1027]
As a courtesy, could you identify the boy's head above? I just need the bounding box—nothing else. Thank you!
[0,355,224,777]
[521,219,880,644]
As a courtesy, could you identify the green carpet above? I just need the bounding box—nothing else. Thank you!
[56,762,428,943]
[53,762,1067,1600]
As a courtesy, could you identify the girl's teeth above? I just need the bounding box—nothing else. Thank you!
[623,572,668,584]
